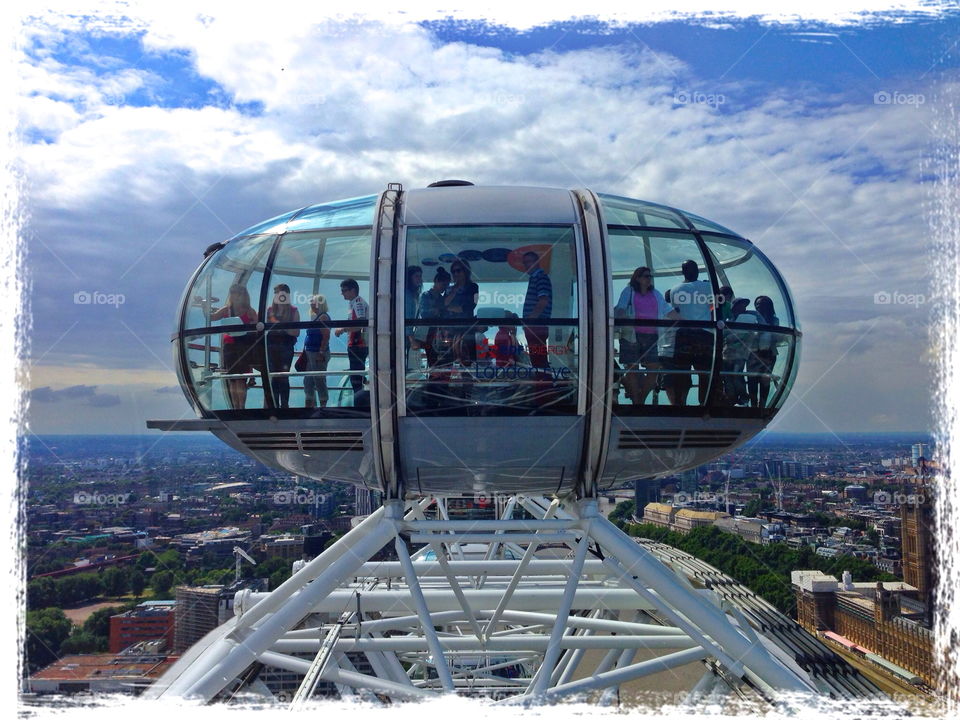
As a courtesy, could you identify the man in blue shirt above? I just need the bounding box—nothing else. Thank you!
[522,251,552,371]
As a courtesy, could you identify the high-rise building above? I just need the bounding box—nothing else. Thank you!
[634,477,659,511]
[911,443,930,467]
[354,486,381,516]
[762,459,783,479]
[173,581,269,654]
[173,586,223,654]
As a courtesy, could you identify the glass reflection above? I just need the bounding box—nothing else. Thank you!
[404,225,579,414]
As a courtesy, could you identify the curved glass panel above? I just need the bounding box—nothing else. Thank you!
[183,332,265,412]
[771,334,799,409]
[614,324,716,408]
[608,228,716,410]
[598,193,688,229]
[230,210,301,239]
[184,234,276,331]
[676,209,739,236]
[266,228,373,409]
[703,236,796,329]
[403,225,579,415]
[717,326,793,409]
[283,194,378,232]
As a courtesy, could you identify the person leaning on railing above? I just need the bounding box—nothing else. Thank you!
[303,294,331,408]
[210,284,259,410]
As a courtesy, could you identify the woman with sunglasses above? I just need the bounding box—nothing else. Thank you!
[444,260,480,367]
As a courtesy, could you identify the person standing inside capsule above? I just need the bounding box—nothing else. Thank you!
[669,260,713,405]
[417,268,451,369]
[614,267,673,405]
[210,284,258,410]
[404,265,423,370]
[748,295,780,408]
[444,260,479,366]
[303,294,331,409]
[335,279,369,401]
[521,251,552,372]
[266,283,300,408]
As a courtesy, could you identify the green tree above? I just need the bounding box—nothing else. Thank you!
[83,606,119,642]
[154,549,184,573]
[27,578,57,610]
[608,500,636,529]
[60,628,104,654]
[103,567,129,597]
[150,570,175,596]
[25,608,72,672]
[269,568,291,591]
[130,570,147,598]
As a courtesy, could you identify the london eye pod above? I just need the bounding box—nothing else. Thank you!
[150,182,801,499]
[144,184,833,705]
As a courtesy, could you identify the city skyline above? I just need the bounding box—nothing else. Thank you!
[19,4,957,435]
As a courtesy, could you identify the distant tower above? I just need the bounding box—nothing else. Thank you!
[900,487,936,619]
[634,477,658,513]
[911,442,930,468]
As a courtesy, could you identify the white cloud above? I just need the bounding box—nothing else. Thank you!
[17,14,946,432]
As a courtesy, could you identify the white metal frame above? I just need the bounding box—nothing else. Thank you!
[145,496,816,705]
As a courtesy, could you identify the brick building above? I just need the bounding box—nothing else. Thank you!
[792,570,935,687]
[900,486,935,616]
[109,600,176,654]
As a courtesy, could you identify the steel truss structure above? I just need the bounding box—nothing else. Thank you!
[146,495,820,706]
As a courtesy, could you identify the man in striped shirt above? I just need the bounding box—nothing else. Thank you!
[334,278,369,399]
[522,251,552,371]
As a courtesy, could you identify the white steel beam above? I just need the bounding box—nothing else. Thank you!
[527,531,591,697]
[586,504,814,694]
[271,635,699,653]
[165,510,398,700]
[544,647,709,701]
[394,534,456,692]
[483,499,561,640]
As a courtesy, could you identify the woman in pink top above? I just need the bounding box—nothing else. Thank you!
[614,267,674,405]
[211,284,259,409]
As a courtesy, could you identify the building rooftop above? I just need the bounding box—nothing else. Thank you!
[643,503,676,515]
[30,654,178,683]
[675,509,729,521]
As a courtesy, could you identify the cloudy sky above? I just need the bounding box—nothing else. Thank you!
[16,2,958,435]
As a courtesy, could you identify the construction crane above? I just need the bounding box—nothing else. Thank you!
[233,545,256,585]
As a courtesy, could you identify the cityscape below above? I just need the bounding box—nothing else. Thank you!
[21,430,942,706]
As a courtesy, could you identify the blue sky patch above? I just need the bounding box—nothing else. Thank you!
[25,29,255,112]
